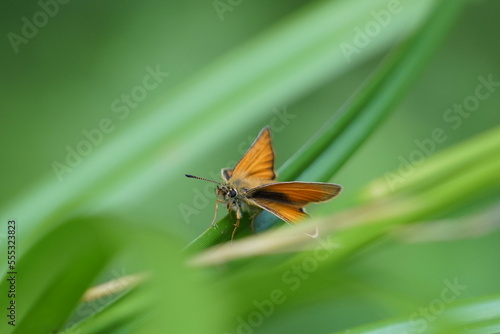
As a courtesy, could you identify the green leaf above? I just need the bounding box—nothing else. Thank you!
[0,216,227,334]
[189,123,500,264]
[2,218,117,334]
[330,294,500,334]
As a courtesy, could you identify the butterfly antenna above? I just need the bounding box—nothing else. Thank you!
[185,174,221,185]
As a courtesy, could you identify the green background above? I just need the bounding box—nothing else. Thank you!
[1,0,499,333]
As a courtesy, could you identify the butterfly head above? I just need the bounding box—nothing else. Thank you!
[185,174,239,202]
[216,184,238,201]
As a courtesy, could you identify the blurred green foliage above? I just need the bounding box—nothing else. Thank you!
[1,0,500,333]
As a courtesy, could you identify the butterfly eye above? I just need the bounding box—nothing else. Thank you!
[229,189,237,197]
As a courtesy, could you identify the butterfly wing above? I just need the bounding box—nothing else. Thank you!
[221,126,276,182]
[246,181,342,223]
[247,197,308,223]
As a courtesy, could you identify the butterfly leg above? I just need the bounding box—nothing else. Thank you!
[249,210,260,233]
[231,207,242,242]
[210,199,224,227]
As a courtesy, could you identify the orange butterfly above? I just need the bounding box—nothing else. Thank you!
[186,126,342,240]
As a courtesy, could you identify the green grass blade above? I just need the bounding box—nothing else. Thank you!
[365,124,500,200]
[295,0,469,183]
[329,294,500,334]
[191,124,500,264]
[0,216,227,334]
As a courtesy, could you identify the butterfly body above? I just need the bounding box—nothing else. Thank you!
[215,174,268,230]
[215,183,249,217]
[186,126,342,240]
